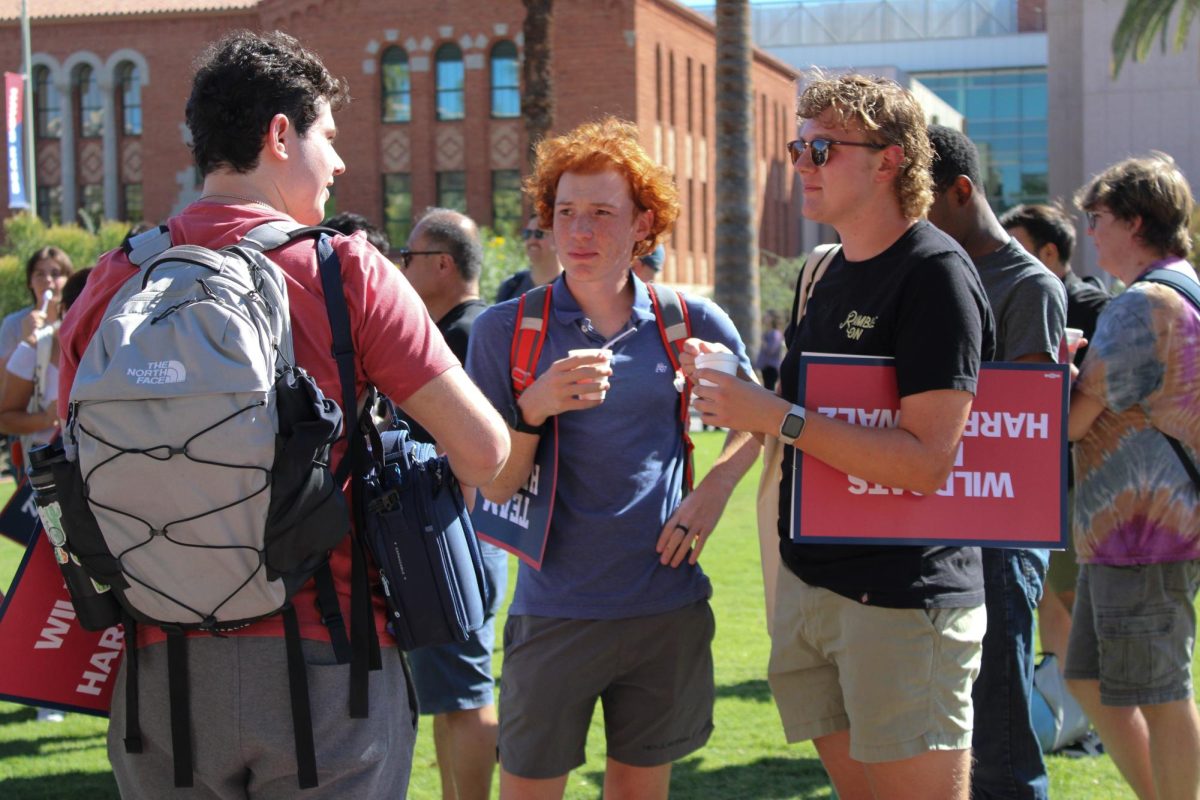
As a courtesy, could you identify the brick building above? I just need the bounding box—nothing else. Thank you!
[0,0,798,290]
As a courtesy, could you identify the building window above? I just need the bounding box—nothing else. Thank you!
[490,41,519,118]
[491,169,522,233]
[686,57,693,133]
[75,65,103,138]
[700,64,708,138]
[33,66,61,139]
[381,47,411,123]
[78,183,103,223]
[117,62,142,135]
[437,171,467,212]
[123,183,143,222]
[914,67,1048,211]
[436,44,465,121]
[655,46,663,122]
[36,185,62,225]
[668,51,676,127]
[383,173,412,248]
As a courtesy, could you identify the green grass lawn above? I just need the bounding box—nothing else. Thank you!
[0,432,1180,798]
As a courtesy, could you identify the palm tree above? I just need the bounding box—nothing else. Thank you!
[713,0,760,360]
[521,0,554,171]
[1112,0,1199,77]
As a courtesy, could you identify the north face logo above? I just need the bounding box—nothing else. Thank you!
[127,360,187,385]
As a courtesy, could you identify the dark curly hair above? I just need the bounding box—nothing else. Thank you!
[927,124,983,192]
[186,30,350,176]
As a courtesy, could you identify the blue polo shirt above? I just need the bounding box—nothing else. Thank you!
[465,274,750,619]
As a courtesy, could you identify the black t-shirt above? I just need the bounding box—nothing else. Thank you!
[495,269,534,304]
[400,298,488,443]
[1062,271,1110,367]
[778,221,996,608]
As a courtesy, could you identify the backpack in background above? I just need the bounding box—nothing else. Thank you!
[1031,653,1092,753]
[359,420,490,651]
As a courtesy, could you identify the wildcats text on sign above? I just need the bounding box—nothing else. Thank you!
[792,356,1068,548]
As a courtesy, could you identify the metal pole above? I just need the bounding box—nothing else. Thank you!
[20,0,37,218]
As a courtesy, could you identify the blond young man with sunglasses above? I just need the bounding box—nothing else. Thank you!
[688,74,996,799]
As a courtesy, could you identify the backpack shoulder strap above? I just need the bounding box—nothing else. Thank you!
[1139,267,1200,314]
[795,243,841,325]
[1135,267,1200,488]
[31,324,54,410]
[123,225,173,267]
[509,284,553,398]
[647,284,696,494]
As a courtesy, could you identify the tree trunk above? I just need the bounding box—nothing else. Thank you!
[713,0,760,361]
[522,0,554,172]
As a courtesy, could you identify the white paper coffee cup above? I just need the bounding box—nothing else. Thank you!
[568,348,612,400]
[1064,327,1084,352]
[695,351,739,387]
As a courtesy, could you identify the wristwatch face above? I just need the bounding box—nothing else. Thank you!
[781,410,805,441]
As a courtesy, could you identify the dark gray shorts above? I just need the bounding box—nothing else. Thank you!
[1065,560,1200,707]
[498,600,716,779]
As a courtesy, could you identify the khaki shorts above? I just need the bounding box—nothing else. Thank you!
[767,567,985,763]
[498,601,716,779]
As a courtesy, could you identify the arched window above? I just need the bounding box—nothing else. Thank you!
[490,40,519,118]
[32,65,61,139]
[75,64,103,138]
[381,47,411,123]
[435,44,465,121]
[117,62,142,135]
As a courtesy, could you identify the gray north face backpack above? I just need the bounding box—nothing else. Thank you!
[55,222,362,790]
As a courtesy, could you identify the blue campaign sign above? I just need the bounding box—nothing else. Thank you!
[0,478,39,546]
[471,419,557,570]
[4,72,29,210]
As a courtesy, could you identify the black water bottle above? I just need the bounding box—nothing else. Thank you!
[27,442,122,631]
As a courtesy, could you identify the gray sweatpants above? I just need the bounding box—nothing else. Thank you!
[108,637,416,799]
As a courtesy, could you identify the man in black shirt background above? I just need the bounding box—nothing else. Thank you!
[399,207,508,800]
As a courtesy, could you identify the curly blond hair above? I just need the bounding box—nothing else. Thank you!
[525,117,679,257]
[797,73,934,220]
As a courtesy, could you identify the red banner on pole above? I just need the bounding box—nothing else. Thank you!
[792,356,1069,548]
[0,533,121,716]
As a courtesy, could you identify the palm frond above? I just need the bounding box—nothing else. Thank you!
[1112,0,1200,78]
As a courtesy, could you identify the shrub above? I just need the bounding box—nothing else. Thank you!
[479,226,528,303]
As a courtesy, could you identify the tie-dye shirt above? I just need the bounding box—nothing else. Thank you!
[1073,262,1200,565]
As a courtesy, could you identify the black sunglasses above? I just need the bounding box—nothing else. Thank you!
[786,137,887,167]
[521,228,548,241]
[397,249,447,269]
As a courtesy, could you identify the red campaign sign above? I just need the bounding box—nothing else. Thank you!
[0,533,121,716]
[792,356,1069,548]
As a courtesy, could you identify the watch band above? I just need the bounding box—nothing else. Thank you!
[509,401,545,435]
[778,403,807,445]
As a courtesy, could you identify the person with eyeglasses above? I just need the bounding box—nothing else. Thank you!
[687,74,995,799]
[494,215,562,303]
[1065,153,1200,800]
[396,207,510,800]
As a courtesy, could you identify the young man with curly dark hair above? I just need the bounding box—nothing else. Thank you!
[58,30,508,798]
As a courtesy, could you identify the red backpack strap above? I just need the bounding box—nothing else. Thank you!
[648,284,696,494]
[509,284,553,398]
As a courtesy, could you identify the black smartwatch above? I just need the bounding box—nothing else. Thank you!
[778,404,807,445]
[506,401,545,435]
